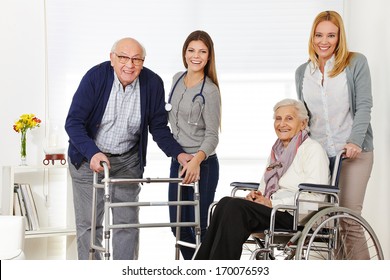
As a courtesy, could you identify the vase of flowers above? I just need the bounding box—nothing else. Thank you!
[13,113,42,166]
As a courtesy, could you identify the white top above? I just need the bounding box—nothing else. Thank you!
[259,137,330,207]
[302,55,353,157]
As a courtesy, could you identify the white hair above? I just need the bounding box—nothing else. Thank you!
[273,98,310,131]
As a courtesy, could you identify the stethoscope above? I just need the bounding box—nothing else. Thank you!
[165,71,206,113]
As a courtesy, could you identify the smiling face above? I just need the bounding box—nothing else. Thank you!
[110,38,144,88]
[274,105,307,147]
[184,40,209,74]
[313,20,339,64]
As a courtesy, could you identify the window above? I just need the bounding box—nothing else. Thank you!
[45,0,343,161]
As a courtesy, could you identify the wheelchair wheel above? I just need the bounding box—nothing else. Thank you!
[295,206,383,260]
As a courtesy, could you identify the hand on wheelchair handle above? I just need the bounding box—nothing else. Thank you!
[343,144,361,159]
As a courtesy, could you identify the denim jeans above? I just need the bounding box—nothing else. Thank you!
[168,154,219,260]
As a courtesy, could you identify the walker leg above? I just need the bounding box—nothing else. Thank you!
[175,182,183,260]
[89,248,95,260]
[103,194,111,260]
[89,172,99,260]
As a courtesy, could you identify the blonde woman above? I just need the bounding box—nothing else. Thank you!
[295,11,374,259]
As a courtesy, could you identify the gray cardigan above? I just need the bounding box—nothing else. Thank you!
[295,52,373,152]
[168,72,221,156]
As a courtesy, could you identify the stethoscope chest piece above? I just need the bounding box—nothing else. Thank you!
[166,71,206,117]
[165,103,172,112]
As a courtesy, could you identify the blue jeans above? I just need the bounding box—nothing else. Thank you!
[168,154,219,260]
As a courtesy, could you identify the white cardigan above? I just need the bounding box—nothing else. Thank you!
[259,137,330,207]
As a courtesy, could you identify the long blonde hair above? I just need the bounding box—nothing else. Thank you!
[308,11,354,77]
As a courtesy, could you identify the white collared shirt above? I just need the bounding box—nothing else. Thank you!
[302,55,352,157]
[95,73,141,154]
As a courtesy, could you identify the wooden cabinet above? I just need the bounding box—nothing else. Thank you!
[1,165,77,259]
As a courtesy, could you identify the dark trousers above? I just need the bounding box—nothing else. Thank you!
[168,154,219,260]
[194,196,294,260]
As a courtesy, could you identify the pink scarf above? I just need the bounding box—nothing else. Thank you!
[263,130,309,198]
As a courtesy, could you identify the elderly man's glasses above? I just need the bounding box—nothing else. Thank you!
[114,53,144,66]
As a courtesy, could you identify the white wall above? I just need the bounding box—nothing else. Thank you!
[0,0,46,213]
[0,0,388,259]
[0,0,46,167]
[344,0,390,259]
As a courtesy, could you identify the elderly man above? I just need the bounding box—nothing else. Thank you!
[65,37,192,260]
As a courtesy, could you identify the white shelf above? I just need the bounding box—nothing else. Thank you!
[25,227,76,238]
[1,164,77,259]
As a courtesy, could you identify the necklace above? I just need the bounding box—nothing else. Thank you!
[184,74,204,88]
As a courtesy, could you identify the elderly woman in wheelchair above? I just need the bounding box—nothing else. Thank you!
[194,98,383,260]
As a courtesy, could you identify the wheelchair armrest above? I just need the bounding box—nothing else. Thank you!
[230,182,259,190]
[230,182,260,197]
[298,183,339,194]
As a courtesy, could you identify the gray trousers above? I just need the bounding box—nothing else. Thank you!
[69,149,142,260]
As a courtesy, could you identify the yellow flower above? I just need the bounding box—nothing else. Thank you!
[13,113,42,133]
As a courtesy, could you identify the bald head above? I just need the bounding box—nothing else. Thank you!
[111,37,146,58]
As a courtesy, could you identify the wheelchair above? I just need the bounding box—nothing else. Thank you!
[223,150,383,260]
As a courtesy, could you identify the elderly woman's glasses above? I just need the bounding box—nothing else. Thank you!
[114,53,144,66]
